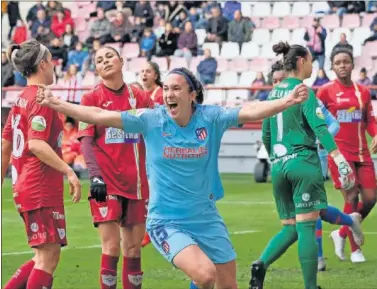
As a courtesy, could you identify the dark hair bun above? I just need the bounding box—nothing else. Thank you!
[6,44,21,62]
[272,41,290,56]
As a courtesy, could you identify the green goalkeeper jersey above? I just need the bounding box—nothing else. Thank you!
[262,77,337,161]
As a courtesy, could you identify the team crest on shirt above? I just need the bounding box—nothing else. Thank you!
[302,193,310,202]
[57,228,66,239]
[30,223,39,232]
[161,240,170,254]
[31,116,46,131]
[99,206,108,218]
[78,121,89,130]
[195,127,208,141]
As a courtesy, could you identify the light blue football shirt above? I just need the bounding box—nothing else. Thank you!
[121,104,241,219]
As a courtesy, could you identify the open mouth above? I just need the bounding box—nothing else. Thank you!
[167,103,178,109]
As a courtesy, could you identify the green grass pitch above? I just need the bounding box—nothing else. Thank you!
[2,175,377,289]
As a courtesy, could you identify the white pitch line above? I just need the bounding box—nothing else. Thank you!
[2,230,260,256]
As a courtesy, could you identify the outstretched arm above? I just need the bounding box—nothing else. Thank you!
[37,87,123,129]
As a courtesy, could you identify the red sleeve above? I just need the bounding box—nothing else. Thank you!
[27,100,54,142]
[2,108,13,142]
[77,92,96,139]
[364,89,377,137]
[316,86,328,106]
[133,86,154,109]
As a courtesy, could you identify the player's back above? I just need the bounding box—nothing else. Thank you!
[2,86,64,212]
[265,78,318,161]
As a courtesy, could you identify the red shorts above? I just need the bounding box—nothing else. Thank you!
[89,194,147,227]
[20,206,67,248]
[328,158,377,190]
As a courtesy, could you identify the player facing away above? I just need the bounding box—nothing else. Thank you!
[37,66,309,289]
[317,47,377,263]
[250,42,357,289]
[1,40,81,289]
[140,61,164,105]
[77,46,153,289]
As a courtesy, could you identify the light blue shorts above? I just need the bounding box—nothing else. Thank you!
[146,206,236,265]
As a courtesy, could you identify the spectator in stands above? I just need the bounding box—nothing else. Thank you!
[304,17,327,69]
[31,9,51,38]
[334,32,353,51]
[35,25,55,47]
[223,1,241,21]
[195,10,211,30]
[228,10,252,47]
[60,64,83,104]
[173,10,190,32]
[197,48,217,85]
[202,1,221,15]
[188,7,200,28]
[174,21,198,63]
[62,23,79,51]
[86,7,112,46]
[363,22,377,45]
[140,28,156,60]
[370,16,377,31]
[11,19,27,45]
[66,42,88,71]
[134,0,154,27]
[251,72,268,101]
[82,39,101,75]
[371,72,377,99]
[45,1,64,18]
[26,0,45,27]
[357,67,372,86]
[106,1,133,19]
[51,9,74,38]
[313,69,330,87]
[157,22,178,56]
[130,17,145,43]
[368,1,377,12]
[1,51,15,87]
[109,11,132,45]
[6,1,21,40]
[164,1,187,23]
[154,18,166,39]
[96,1,116,12]
[327,1,348,17]
[346,1,366,13]
[62,117,80,169]
[205,6,228,43]
[49,37,67,76]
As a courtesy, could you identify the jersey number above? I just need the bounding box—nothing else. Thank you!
[276,112,283,141]
[12,114,25,159]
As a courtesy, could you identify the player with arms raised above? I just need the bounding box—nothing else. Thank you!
[318,47,377,263]
[77,46,153,289]
[250,42,356,289]
[1,40,81,289]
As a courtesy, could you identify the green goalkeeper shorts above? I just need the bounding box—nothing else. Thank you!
[271,151,328,220]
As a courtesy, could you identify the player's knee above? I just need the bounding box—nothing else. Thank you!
[195,264,217,289]
[296,211,319,222]
[34,244,61,273]
[345,191,359,204]
[281,218,296,225]
[102,239,121,256]
[122,241,141,257]
[359,197,376,219]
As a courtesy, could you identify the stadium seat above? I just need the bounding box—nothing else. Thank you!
[104,43,122,54]
[271,28,290,43]
[229,58,249,73]
[260,43,275,59]
[251,17,261,28]
[220,42,240,59]
[241,2,252,17]
[271,2,291,17]
[202,42,220,57]
[122,43,140,59]
[204,90,225,105]
[240,42,259,59]
[355,56,373,71]
[195,29,206,46]
[321,14,340,29]
[168,57,188,70]
[239,71,257,86]
[82,71,96,86]
[282,16,300,30]
[151,56,169,71]
[299,15,315,29]
[252,29,271,45]
[219,71,239,86]
[363,42,377,58]
[291,28,307,45]
[123,70,137,84]
[77,30,90,42]
[331,28,351,42]
[252,2,271,17]
[216,58,229,73]
[342,14,361,29]
[261,16,280,30]
[362,13,377,27]
[353,43,362,57]
[227,90,249,102]
[312,2,330,14]
[325,40,337,57]
[352,27,372,45]
[249,57,270,72]
[128,58,147,73]
[291,2,311,17]
[74,17,87,32]
[190,56,204,73]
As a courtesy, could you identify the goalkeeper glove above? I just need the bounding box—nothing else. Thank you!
[333,154,355,191]
[90,176,107,202]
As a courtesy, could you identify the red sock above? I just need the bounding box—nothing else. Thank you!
[347,229,360,252]
[339,202,355,238]
[100,254,119,289]
[122,257,143,289]
[4,259,35,289]
[26,269,53,289]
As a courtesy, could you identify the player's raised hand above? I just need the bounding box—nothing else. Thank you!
[67,169,81,203]
[36,85,59,107]
[287,83,309,105]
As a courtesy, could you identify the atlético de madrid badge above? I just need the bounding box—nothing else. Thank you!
[195,127,208,141]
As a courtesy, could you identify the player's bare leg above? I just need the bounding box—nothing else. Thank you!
[98,222,121,289]
[121,223,145,289]
[173,245,216,289]
[26,243,61,289]
[250,219,297,289]
[215,260,237,289]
